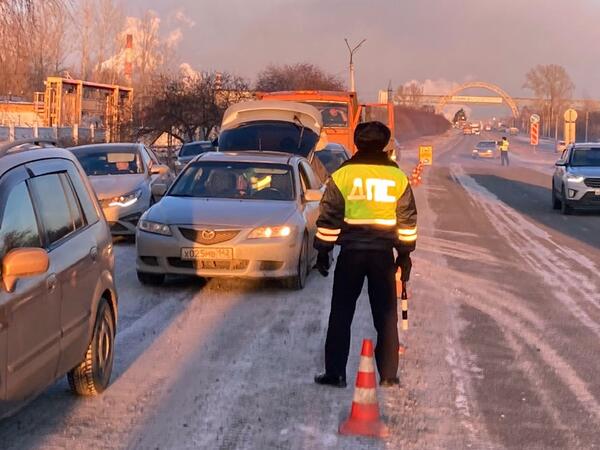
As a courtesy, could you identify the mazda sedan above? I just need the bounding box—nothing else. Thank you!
[135,151,323,289]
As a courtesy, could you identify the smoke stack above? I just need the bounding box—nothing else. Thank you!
[124,34,133,85]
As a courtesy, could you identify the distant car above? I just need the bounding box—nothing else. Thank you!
[556,140,566,153]
[136,151,323,290]
[463,127,472,135]
[552,143,600,214]
[0,139,118,419]
[473,140,497,159]
[315,143,351,174]
[484,125,492,131]
[176,141,214,171]
[70,143,175,235]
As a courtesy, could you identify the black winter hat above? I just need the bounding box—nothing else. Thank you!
[354,121,391,153]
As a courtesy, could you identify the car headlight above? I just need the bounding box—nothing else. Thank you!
[108,189,142,207]
[139,220,172,236]
[566,174,584,183]
[247,225,293,239]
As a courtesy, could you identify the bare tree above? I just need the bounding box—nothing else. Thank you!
[523,64,574,137]
[396,82,424,108]
[138,71,250,143]
[255,63,345,92]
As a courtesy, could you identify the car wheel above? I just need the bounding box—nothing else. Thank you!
[560,186,572,215]
[68,299,115,396]
[552,182,561,210]
[137,271,165,286]
[285,233,308,290]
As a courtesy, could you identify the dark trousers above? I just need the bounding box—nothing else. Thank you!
[501,151,510,166]
[324,248,399,379]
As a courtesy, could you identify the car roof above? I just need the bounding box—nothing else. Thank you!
[0,144,80,178]
[182,140,212,146]
[69,142,142,152]
[194,151,296,165]
[571,143,600,149]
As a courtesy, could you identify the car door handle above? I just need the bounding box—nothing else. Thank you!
[90,246,98,262]
[46,274,57,293]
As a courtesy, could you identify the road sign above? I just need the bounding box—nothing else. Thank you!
[564,108,578,123]
[530,122,539,146]
[530,114,540,124]
[419,145,433,165]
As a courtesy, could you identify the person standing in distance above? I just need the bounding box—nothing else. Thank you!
[499,136,510,166]
[313,121,417,388]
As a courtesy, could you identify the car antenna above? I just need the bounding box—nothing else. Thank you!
[293,115,305,150]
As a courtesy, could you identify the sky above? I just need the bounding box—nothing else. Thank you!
[125,0,600,113]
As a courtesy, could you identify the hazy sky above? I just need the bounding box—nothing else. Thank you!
[126,0,600,105]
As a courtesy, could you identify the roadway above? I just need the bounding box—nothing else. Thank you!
[0,131,599,449]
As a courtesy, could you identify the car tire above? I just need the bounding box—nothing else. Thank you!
[285,233,309,290]
[137,271,165,286]
[552,183,561,210]
[68,299,115,396]
[560,186,572,215]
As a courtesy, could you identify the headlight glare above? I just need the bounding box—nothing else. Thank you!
[109,189,142,207]
[248,225,292,239]
[139,219,172,236]
[566,174,584,183]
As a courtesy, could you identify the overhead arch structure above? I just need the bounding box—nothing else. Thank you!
[436,81,519,118]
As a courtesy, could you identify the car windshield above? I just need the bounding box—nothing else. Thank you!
[169,162,295,201]
[218,120,319,157]
[571,148,600,167]
[315,149,349,174]
[306,102,349,127]
[179,142,213,157]
[72,146,143,175]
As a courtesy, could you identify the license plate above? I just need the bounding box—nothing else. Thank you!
[595,190,600,196]
[181,247,233,261]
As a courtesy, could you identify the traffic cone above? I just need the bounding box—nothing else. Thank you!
[339,339,389,438]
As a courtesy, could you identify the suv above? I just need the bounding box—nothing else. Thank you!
[0,139,118,419]
[552,143,600,214]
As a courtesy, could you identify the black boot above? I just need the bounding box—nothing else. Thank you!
[379,377,400,387]
[314,373,347,388]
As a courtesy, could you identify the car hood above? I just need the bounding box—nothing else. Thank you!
[147,196,298,228]
[88,174,147,199]
[569,166,600,177]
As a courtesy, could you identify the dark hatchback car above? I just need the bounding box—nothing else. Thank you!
[0,139,118,419]
[176,140,214,172]
[315,143,351,175]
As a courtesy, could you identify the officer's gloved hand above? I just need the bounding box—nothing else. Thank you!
[395,253,412,282]
[314,251,331,277]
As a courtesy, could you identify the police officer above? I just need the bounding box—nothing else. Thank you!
[313,121,417,388]
[499,136,510,166]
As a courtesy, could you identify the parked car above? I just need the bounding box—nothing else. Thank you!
[136,151,323,290]
[472,140,498,159]
[70,143,175,235]
[0,139,118,419]
[176,140,214,172]
[217,100,329,183]
[552,143,600,214]
[315,143,351,175]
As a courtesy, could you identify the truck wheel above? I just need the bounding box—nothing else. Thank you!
[68,299,115,396]
[560,187,572,215]
[285,233,308,290]
[137,271,165,285]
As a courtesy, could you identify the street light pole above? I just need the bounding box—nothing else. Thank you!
[345,38,366,92]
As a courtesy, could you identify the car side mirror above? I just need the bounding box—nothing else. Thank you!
[2,248,49,292]
[150,164,169,176]
[304,189,323,202]
[151,183,168,198]
[555,161,566,167]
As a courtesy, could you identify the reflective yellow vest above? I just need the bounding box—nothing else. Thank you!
[500,140,509,151]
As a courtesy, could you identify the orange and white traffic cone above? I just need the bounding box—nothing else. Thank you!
[339,339,389,438]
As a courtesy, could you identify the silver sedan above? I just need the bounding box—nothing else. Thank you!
[135,151,323,289]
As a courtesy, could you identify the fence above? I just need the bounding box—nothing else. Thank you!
[0,124,107,146]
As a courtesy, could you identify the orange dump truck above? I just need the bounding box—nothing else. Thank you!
[256,91,362,153]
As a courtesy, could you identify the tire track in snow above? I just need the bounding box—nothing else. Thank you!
[450,164,600,339]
